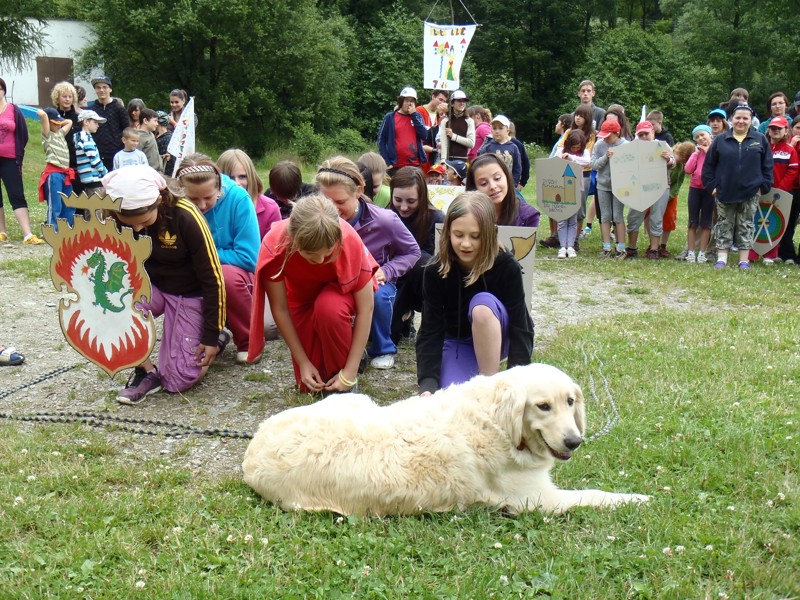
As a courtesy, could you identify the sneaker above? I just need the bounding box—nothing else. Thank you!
[218,328,232,352]
[646,248,659,260]
[566,247,577,258]
[786,258,796,265]
[714,260,727,269]
[557,247,567,259]
[0,232,7,242]
[370,354,395,369]
[685,251,696,263]
[624,247,638,259]
[615,250,627,259]
[675,248,688,261]
[539,235,559,249]
[738,261,750,270]
[117,367,162,405]
[762,258,775,266]
[23,234,44,245]
[584,226,593,237]
[600,248,612,258]
[658,247,671,258]
[236,351,262,365]
[697,252,707,264]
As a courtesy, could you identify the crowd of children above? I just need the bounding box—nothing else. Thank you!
[5,76,799,403]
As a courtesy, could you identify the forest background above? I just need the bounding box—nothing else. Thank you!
[5,0,800,160]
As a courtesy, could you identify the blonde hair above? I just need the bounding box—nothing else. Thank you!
[217,149,263,206]
[273,193,342,278]
[50,81,77,108]
[315,156,365,196]
[672,141,695,164]
[436,191,498,286]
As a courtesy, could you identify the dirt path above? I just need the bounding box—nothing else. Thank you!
[1,240,693,478]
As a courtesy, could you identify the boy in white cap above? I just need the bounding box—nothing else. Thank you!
[102,165,226,405]
[74,110,108,194]
[477,114,522,186]
[377,86,429,174]
[439,89,475,162]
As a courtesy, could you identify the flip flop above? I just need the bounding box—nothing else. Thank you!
[0,346,25,366]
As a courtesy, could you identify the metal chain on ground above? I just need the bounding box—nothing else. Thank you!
[581,344,619,442]
[0,363,253,440]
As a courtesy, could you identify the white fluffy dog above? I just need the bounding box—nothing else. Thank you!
[242,363,649,515]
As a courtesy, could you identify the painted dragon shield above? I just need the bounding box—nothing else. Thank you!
[41,192,156,377]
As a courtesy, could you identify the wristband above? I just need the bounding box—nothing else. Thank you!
[338,370,357,387]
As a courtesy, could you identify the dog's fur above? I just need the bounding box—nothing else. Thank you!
[242,363,649,515]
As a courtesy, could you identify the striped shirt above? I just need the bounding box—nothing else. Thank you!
[74,130,108,184]
[42,130,71,169]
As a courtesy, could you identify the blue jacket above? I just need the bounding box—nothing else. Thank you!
[201,174,260,272]
[377,110,428,168]
[702,128,773,204]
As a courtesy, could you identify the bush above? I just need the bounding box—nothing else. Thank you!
[291,122,328,165]
[328,128,370,156]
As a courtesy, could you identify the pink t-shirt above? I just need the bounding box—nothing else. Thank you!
[0,105,17,159]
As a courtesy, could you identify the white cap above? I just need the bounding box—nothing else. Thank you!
[450,89,469,101]
[78,109,107,124]
[399,86,418,100]
[491,114,511,128]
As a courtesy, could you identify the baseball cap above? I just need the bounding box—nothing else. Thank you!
[635,121,654,135]
[444,159,467,180]
[429,164,446,175]
[597,119,621,138]
[399,86,417,100]
[707,108,728,120]
[91,75,113,88]
[156,110,170,126]
[43,107,68,125]
[768,116,789,129]
[491,114,511,128]
[78,109,107,124]
[450,89,469,102]
[102,165,167,211]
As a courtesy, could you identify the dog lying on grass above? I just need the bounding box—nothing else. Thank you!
[242,363,650,515]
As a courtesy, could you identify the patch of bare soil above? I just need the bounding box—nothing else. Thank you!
[0,241,696,479]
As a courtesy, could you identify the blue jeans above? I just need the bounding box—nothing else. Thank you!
[45,171,74,232]
[369,282,397,357]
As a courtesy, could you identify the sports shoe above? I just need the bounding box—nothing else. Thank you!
[675,248,688,261]
[23,234,44,245]
[370,354,395,369]
[762,258,774,266]
[557,247,567,259]
[237,351,262,365]
[0,232,8,242]
[583,226,593,237]
[658,246,671,258]
[600,248,612,258]
[218,328,232,352]
[685,251,696,263]
[697,251,707,264]
[566,247,577,258]
[117,367,162,405]
[786,258,796,265]
[624,247,638,259]
[539,235,559,249]
[738,261,750,270]
[614,250,626,259]
[646,248,659,260]
[714,260,727,269]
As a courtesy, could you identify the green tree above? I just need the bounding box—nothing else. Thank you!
[0,15,45,71]
[77,0,354,158]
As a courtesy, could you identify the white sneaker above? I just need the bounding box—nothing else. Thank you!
[557,247,567,259]
[685,251,696,263]
[370,354,395,369]
[697,251,708,264]
[786,259,796,265]
[763,258,774,266]
[566,247,577,258]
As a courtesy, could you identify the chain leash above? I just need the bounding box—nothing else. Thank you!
[581,344,619,442]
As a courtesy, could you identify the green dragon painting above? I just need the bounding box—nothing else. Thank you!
[86,250,133,313]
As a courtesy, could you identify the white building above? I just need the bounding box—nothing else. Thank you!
[3,19,99,106]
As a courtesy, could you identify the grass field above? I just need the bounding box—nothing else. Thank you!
[1,121,798,598]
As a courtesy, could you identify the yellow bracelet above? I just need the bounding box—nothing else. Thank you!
[338,370,357,387]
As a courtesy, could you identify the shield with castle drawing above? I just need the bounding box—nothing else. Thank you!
[535,156,582,220]
[42,192,156,377]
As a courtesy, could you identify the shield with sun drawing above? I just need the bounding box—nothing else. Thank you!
[42,192,156,376]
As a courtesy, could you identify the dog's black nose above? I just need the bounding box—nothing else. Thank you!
[564,436,583,451]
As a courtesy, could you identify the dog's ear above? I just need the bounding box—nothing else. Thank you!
[573,383,586,436]
[494,377,528,448]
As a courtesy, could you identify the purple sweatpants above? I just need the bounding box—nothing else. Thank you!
[440,292,509,389]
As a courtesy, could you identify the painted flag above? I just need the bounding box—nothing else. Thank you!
[423,23,477,91]
[167,96,196,176]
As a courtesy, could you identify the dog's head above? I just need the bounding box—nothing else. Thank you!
[494,364,586,462]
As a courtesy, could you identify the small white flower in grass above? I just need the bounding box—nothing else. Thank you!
[729,345,735,350]
[361,565,371,576]
[719,593,729,600]
[77,587,84,593]
[172,526,183,534]
[335,516,344,524]
[654,423,662,430]
[135,580,145,590]
[583,454,591,460]
[72,476,77,480]
[766,365,773,370]
[606,535,616,541]
[705,545,714,552]
[766,500,774,508]
[786,435,793,441]
[656,466,664,474]
[513,533,523,542]
[732,402,740,408]
[77,454,84,460]
[634,437,642,445]
[777,492,785,501]
[209,524,221,535]
[619,470,626,476]
[26,475,36,482]
[138,569,147,576]
[336,559,346,567]
[260,537,269,546]
[18,470,24,475]
[662,547,673,557]
[787,420,793,426]
[244,534,253,544]
[675,545,685,554]
[438,536,444,542]
[20,448,28,455]
[13,496,23,506]
[494,542,503,549]
[727,506,735,512]
[51,451,61,456]
[226,534,235,543]
[499,575,509,586]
